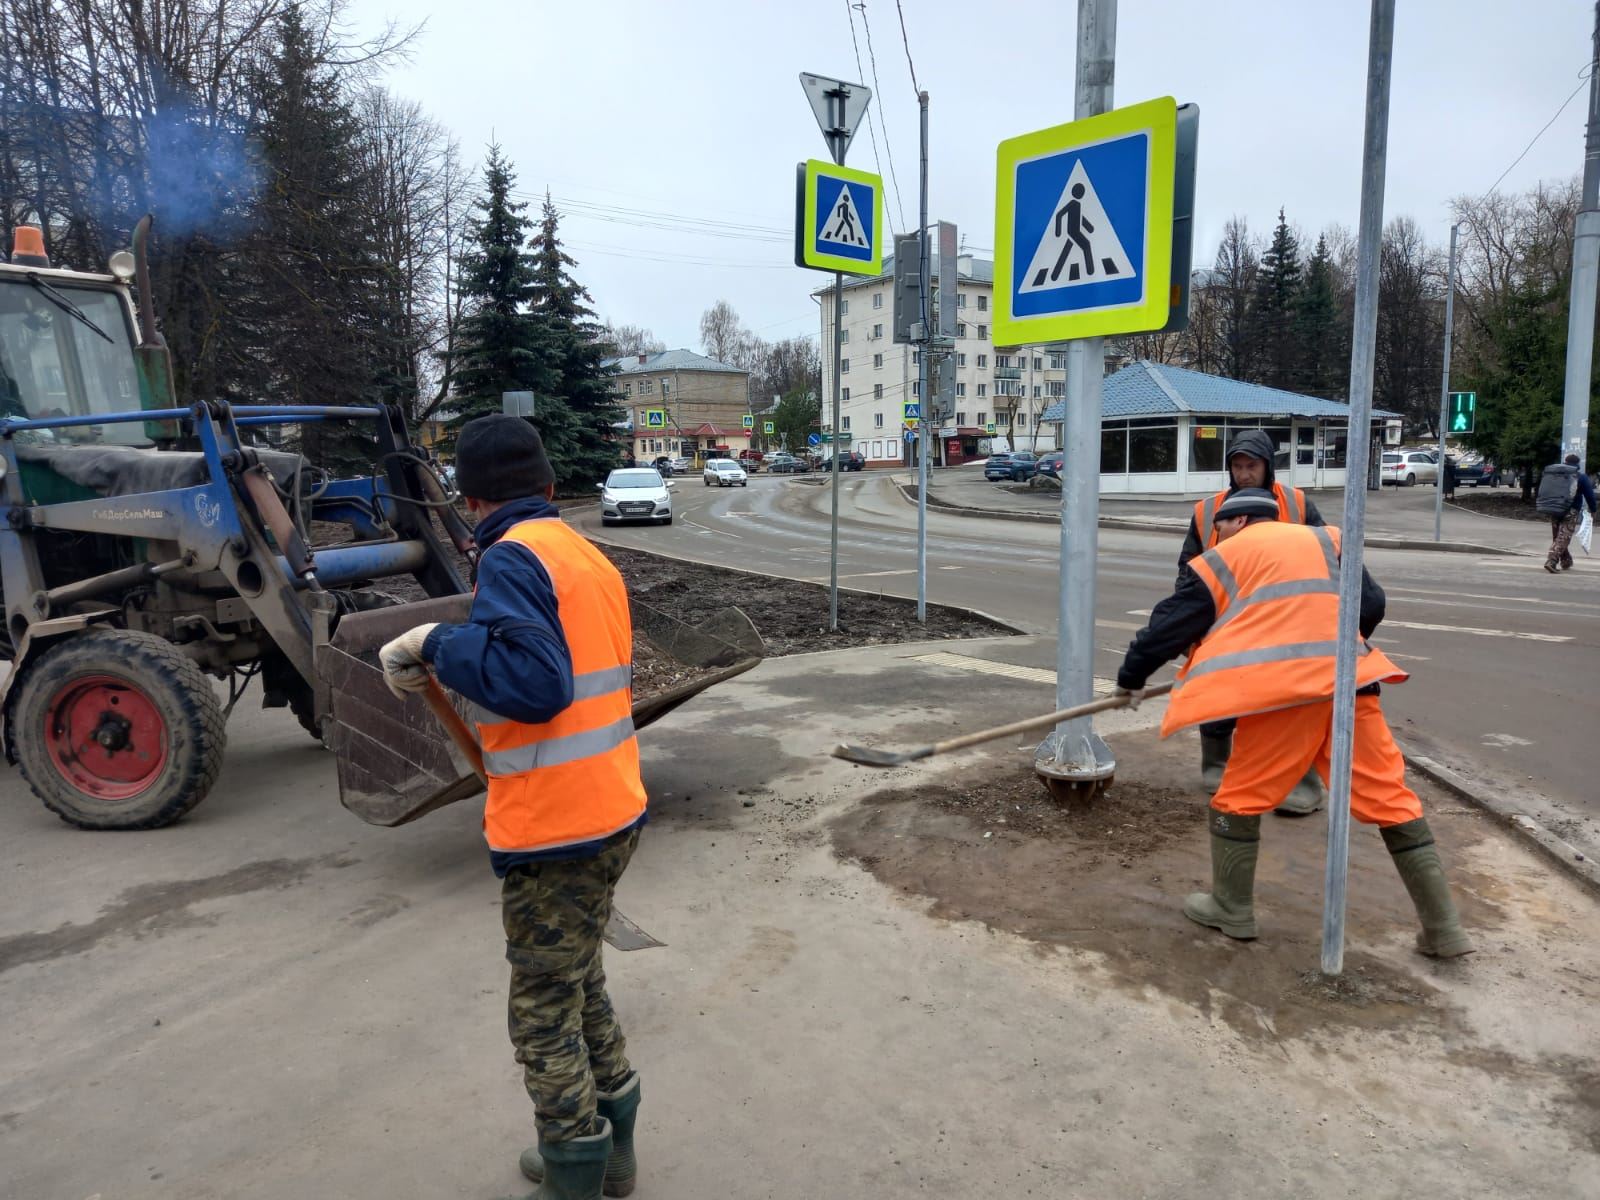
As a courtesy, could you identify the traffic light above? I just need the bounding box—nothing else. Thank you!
[1448,391,1475,434]
[892,233,922,344]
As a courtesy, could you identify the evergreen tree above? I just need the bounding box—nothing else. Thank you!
[233,2,384,468]
[448,146,557,440]
[1294,235,1341,397]
[1247,208,1303,390]
[528,192,625,489]
[771,386,821,453]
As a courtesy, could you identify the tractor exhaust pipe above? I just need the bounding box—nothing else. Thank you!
[131,215,164,349]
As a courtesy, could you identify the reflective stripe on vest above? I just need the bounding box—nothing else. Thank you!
[473,520,647,854]
[1194,482,1310,552]
[1162,522,1407,736]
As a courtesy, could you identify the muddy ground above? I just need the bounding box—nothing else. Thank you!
[1448,490,1545,522]
[830,731,1540,1050]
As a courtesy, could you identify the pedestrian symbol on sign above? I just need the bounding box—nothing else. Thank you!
[1021,161,1133,292]
[819,184,869,249]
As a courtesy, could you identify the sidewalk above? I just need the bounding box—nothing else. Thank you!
[4,637,1596,1198]
[905,467,1550,555]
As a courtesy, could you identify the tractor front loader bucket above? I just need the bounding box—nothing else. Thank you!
[319,597,764,827]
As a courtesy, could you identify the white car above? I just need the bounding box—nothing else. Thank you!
[598,468,672,525]
[1381,450,1439,487]
[703,459,748,487]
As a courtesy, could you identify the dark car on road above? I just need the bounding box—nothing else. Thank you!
[651,455,675,477]
[767,453,807,473]
[820,452,864,472]
[1453,456,1502,488]
[985,451,1039,482]
[1035,450,1065,479]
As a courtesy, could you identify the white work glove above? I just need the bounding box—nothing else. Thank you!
[379,623,440,699]
[1113,685,1145,710]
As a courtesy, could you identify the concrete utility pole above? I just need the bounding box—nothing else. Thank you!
[916,90,931,623]
[1322,0,1394,978]
[1035,0,1116,799]
[1434,222,1460,543]
[1562,0,1600,467]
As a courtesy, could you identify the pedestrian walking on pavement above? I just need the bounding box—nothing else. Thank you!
[1118,488,1474,957]
[1535,453,1596,573]
[1443,455,1457,501]
[1177,429,1328,814]
[379,414,647,1200]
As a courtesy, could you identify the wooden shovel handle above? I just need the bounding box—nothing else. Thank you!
[423,674,487,783]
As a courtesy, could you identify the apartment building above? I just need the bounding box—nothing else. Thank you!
[814,252,1069,467]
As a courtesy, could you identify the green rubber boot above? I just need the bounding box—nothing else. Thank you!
[1276,766,1327,816]
[1381,819,1475,958]
[1183,810,1261,940]
[507,1118,611,1200]
[521,1074,640,1197]
[1199,731,1233,794]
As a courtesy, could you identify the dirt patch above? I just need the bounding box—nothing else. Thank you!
[831,734,1506,1046]
[1448,491,1545,522]
[598,544,1009,657]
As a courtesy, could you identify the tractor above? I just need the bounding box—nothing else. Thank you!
[0,218,758,832]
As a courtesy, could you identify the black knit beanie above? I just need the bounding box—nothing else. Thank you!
[454,415,556,500]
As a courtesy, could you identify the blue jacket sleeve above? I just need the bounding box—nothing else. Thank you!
[421,540,575,723]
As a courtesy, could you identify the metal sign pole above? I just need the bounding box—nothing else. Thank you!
[1036,0,1116,797]
[830,267,844,631]
[916,91,931,623]
[1433,223,1459,543]
[1322,0,1394,977]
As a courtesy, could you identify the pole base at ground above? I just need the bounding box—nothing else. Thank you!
[1034,726,1116,802]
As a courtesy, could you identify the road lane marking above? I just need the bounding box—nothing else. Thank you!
[682,518,740,539]
[1128,608,1151,616]
[1381,619,1570,642]
[838,569,917,579]
[1388,585,1597,611]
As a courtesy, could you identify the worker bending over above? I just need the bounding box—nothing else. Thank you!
[1179,429,1326,814]
[1120,488,1472,957]
[380,415,647,1199]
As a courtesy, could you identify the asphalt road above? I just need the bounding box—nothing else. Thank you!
[577,471,1600,838]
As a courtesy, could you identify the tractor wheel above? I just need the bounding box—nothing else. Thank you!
[11,629,226,830]
[287,685,324,743]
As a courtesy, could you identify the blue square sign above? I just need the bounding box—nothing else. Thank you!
[796,159,884,276]
[994,97,1177,343]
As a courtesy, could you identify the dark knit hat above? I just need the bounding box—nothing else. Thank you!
[1215,487,1280,520]
[455,415,555,500]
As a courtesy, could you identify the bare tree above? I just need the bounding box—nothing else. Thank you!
[1374,216,1444,434]
[1211,217,1259,381]
[603,322,665,356]
[699,299,752,365]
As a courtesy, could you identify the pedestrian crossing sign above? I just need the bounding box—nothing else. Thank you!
[742,414,755,429]
[763,420,776,434]
[903,400,921,421]
[796,159,883,276]
[994,96,1177,344]
[643,409,666,429]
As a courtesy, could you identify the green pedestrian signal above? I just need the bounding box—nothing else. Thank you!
[1448,391,1475,434]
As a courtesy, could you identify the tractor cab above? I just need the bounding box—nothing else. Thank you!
[0,231,152,448]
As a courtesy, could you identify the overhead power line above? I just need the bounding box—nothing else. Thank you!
[894,0,921,97]
[856,1,910,234]
[1477,61,1595,203]
[843,0,895,229]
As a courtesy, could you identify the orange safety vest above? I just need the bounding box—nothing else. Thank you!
[1161,521,1407,736]
[471,519,647,854]
[1194,480,1307,550]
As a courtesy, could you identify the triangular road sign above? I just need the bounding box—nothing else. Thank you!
[1019,159,1134,293]
[819,183,869,248]
[799,72,871,162]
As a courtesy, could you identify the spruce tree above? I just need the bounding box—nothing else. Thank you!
[1294,235,1341,398]
[527,192,625,489]
[448,147,557,439]
[1246,208,1303,391]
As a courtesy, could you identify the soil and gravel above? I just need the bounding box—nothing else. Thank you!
[1447,490,1547,522]
[829,732,1509,1045]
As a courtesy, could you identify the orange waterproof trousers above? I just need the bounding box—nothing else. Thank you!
[1211,694,1423,827]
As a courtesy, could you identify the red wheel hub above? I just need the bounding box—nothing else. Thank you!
[44,674,168,801]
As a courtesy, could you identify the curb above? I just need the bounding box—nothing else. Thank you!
[893,480,1528,556]
[1396,739,1600,897]
[577,521,1028,639]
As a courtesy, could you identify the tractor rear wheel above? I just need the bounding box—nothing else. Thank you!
[12,629,227,830]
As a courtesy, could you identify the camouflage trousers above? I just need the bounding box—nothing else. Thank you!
[1547,510,1581,569]
[502,826,638,1142]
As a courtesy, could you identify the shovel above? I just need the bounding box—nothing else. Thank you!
[831,682,1173,767]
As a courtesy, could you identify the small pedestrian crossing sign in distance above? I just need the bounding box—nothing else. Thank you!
[796,159,883,276]
[903,400,920,421]
[994,96,1178,345]
[742,414,755,429]
[763,420,776,434]
[644,409,666,429]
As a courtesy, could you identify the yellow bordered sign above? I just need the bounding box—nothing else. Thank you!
[994,96,1177,343]
[643,409,667,429]
[795,159,883,276]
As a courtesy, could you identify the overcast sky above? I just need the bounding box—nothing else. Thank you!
[346,0,1589,351]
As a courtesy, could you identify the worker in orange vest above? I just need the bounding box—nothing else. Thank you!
[380,415,646,1200]
[1178,429,1327,814]
[1118,488,1473,956]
